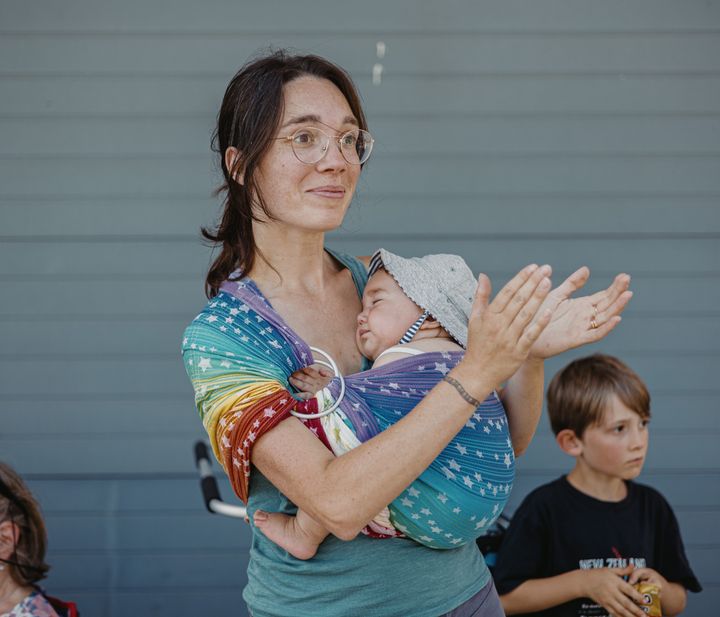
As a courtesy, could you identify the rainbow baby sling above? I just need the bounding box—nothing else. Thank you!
[182,273,515,549]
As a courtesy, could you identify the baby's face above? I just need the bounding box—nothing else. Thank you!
[356,270,424,360]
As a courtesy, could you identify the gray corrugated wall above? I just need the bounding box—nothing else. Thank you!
[1,1,718,615]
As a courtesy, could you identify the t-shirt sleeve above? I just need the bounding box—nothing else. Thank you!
[493,491,550,595]
[653,492,703,593]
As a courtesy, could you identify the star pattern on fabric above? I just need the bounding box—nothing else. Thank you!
[434,362,450,375]
[183,286,516,550]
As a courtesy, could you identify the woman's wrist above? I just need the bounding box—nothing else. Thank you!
[524,355,545,367]
[448,362,495,404]
[525,348,548,363]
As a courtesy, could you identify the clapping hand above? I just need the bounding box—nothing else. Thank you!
[462,264,553,390]
[529,267,632,359]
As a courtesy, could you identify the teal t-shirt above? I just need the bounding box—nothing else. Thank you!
[242,249,490,616]
[244,471,490,617]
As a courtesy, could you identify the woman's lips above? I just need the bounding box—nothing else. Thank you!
[307,185,346,198]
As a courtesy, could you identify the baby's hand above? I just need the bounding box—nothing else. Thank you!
[289,364,333,400]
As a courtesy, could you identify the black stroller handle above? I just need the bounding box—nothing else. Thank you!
[194,440,248,519]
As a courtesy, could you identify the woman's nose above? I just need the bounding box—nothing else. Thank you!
[316,138,348,172]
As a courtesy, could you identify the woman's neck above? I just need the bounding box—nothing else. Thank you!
[250,224,332,294]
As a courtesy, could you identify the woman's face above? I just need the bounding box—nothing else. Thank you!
[252,76,362,233]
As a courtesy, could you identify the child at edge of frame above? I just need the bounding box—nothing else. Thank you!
[492,353,702,617]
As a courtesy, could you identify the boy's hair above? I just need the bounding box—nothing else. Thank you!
[546,354,650,437]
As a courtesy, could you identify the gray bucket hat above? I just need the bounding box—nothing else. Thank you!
[368,248,477,348]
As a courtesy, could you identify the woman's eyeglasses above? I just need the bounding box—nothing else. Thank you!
[276,126,374,166]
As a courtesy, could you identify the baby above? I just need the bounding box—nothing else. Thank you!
[254,249,515,558]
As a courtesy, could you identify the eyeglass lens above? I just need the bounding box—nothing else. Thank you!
[290,127,372,165]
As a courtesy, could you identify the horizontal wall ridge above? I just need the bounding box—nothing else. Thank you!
[4,350,720,362]
[3,232,720,243]
[4,190,720,201]
[1,311,716,324]
[6,428,720,439]
[20,468,720,482]
[3,111,720,121]
[1,28,720,37]
[3,70,720,79]
[4,151,720,160]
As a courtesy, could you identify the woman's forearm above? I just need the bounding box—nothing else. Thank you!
[500,357,544,456]
[252,362,497,539]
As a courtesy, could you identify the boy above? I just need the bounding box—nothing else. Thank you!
[493,354,701,617]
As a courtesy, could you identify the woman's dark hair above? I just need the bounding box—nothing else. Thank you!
[203,50,369,297]
[0,462,50,585]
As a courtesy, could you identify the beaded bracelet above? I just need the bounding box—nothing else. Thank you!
[442,375,482,408]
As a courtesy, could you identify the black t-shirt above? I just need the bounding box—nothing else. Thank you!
[493,476,701,617]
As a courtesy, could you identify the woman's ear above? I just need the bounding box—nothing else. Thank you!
[224,147,245,185]
[0,520,20,560]
[556,429,583,457]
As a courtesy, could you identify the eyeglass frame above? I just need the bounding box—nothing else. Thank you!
[274,125,374,166]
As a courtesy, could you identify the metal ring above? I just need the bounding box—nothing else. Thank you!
[593,305,599,317]
[289,346,346,420]
[590,318,598,329]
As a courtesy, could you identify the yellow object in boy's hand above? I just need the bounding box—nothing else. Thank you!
[632,582,661,616]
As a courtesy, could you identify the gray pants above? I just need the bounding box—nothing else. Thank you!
[439,579,505,617]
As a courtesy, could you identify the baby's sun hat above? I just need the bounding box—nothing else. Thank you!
[368,249,478,348]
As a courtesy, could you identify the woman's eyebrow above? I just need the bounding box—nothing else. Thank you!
[281,114,358,129]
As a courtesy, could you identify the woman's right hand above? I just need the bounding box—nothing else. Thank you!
[456,264,553,393]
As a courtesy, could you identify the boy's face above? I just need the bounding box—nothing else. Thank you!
[356,269,424,360]
[576,394,649,481]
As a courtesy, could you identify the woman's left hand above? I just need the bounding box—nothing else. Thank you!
[529,267,632,359]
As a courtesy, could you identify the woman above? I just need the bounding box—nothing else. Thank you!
[183,50,631,617]
[0,463,58,617]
